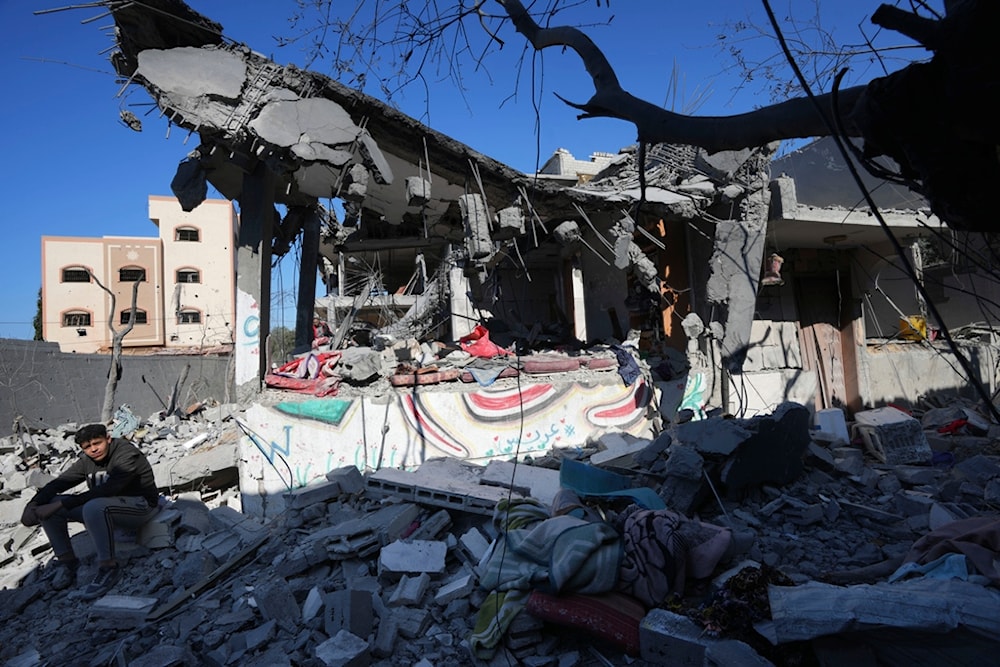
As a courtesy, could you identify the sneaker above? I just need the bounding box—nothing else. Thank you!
[49,560,79,591]
[79,565,122,600]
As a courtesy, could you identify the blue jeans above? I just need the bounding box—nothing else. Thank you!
[40,495,158,562]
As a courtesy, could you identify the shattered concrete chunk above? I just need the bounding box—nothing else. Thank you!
[460,193,492,260]
[250,97,360,148]
[315,630,370,667]
[378,540,447,578]
[137,47,246,100]
[405,176,431,206]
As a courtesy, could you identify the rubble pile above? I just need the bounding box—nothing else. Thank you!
[2,399,1000,666]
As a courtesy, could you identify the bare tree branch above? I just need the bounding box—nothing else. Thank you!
[88,270,140,423]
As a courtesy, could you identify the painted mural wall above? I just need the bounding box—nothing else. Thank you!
[237,376,656,517]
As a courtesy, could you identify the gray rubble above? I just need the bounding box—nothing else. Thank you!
[2,400,1000,666]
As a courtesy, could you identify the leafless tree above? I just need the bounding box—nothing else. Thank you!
[88,270,141,423]
[283,0,997,232]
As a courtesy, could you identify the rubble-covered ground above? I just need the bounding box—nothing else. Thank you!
[2,398,1000,667]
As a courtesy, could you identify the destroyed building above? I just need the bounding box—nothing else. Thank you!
[2,1,1000,665]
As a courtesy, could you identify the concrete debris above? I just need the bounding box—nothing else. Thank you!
[2,400,1000,666]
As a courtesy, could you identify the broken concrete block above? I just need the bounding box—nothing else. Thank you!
[327,465,366,495]
[89,595,158,625]
[640,608,709,665]
[325,588,374,639]
[721,402,810,491]
[458,527,491,564]
[202,530,241,561]
[253,579,300,633]
[407,509,452,541]
[434,573,475,606]
[894,490,935,517]
[367,459,511,515]
[405,176,431,206]
[290,479,343,509]
[303,586,324,622]
[378,540,447,579]
[460,193,492,260]
[208,506,267,542]
[138,510,177,549]
[394,606,431,638]
[388,572,430,607]
[368,502,421,545]
[372,612,399,658]
[495,206,525,238]
[854,407,932,465]
[591,432,651,468]
[315,630,370,667]
[675,418,751,456]
[243,619,277,652]
[343,163,370,202]
[128,645,200,667]
[481,460,559,507]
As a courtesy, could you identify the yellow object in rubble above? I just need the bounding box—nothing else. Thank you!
[899,316,927,341]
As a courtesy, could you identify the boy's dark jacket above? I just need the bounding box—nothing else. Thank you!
[34,438,158,510]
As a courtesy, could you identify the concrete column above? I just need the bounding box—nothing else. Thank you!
[235,163,275,402]
[571,264,588,343]
[449,265,476,341]
[295,207,321,351]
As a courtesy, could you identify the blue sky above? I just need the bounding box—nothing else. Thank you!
[1,1,924,340]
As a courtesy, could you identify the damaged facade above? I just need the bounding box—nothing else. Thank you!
[4,1,1000,665]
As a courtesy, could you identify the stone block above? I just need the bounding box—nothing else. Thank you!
[378,540,447,578]
[254,579,300,632]
[591,433,652,468]
[138,511,176,549]
[640,609,709,665]
[202,530,241,561]
[481,460,559,507]
[854,407,931,465]
[495,206,525,238]
[458,527,491,564]
[676,418,751,456]
[290,479,343,509]
[434,573,475,606]
[325,588,374,639]
[405,176,431,206]
[394,607,431,639]
[894,490,935,517]
[303,586,324,622]
[388,573,430,607]
[208,505,267,542]
[372,612,398,658]
[721,403,810,490]
[326,465,366,495]
[368,502,420,545]
[88,595,158,625]
[243,619,277,652]
[407,509,452,541]
[315,630,370,667]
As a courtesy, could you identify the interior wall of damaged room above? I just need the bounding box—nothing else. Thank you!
[237,376,655,517]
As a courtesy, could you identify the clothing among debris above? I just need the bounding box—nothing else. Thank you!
[2,395,1000,666]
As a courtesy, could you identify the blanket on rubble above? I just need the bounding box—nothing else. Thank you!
[469,498,622,658]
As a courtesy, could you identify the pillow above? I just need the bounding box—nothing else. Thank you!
[525,590,644,655]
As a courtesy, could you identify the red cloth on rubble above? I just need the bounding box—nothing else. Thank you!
[459,324,511,358]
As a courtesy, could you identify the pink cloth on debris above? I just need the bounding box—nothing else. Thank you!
[459,325,511,358]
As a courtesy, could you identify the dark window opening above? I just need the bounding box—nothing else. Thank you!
[120,309,148,325]
[119,267,146,282]
[62,268,91,283]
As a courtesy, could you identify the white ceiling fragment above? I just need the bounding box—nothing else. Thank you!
[249,98,360,148]
[137,47,246,99]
